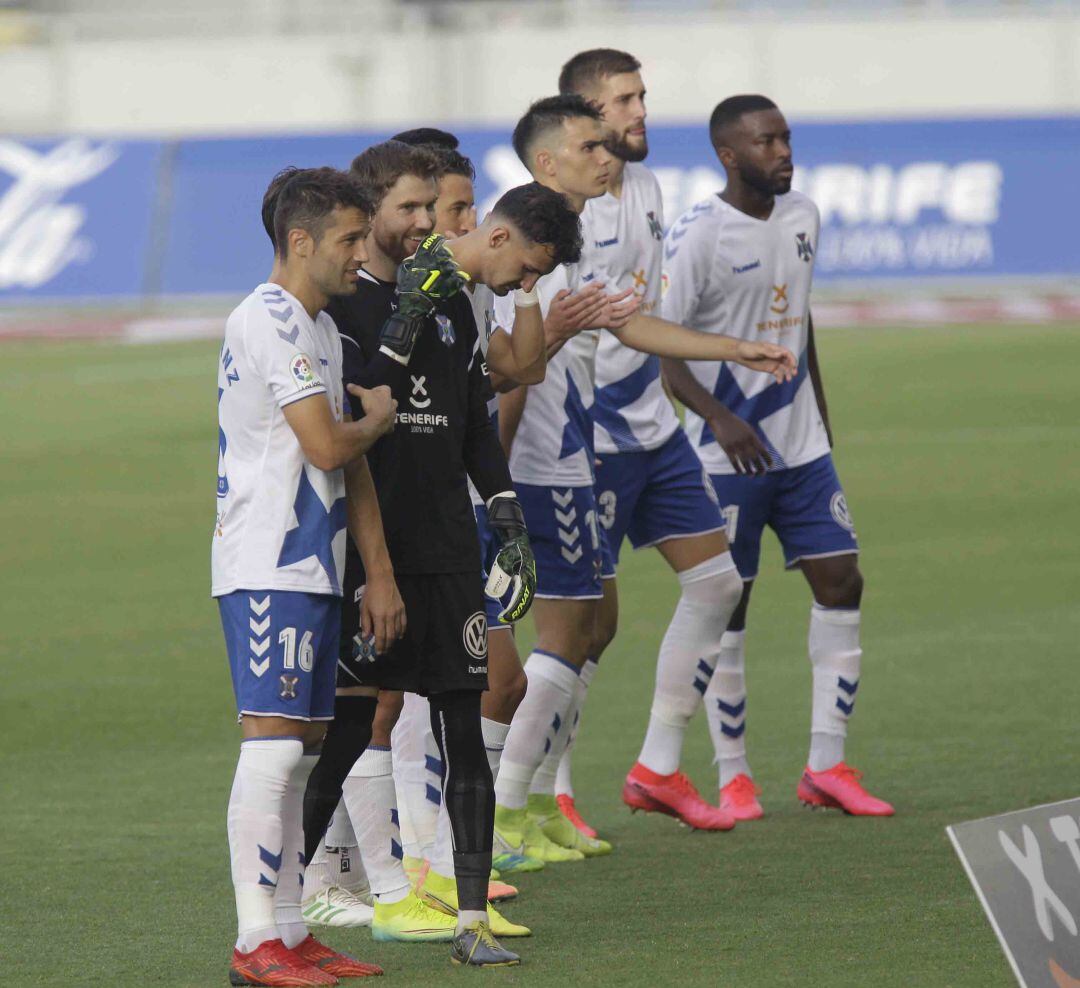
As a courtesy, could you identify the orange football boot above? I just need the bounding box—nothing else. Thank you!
[719,774,764,821]
[291,935,383,978]
[622,763,735,831]
[797,762,894,816]
[229,938,338,986]
[556,794,598,839]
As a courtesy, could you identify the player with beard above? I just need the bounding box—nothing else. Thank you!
[491,95,797,862]
[544,48,752,836]
[216,166,396,986]
[383,129,553,889]
[661,96,893,818]
[304,140,584,967]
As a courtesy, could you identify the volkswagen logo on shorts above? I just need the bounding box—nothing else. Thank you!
[830,491,856,533]
[462,611,488,661]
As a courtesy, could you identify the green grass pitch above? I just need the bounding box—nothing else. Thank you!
[3,324,1078,986]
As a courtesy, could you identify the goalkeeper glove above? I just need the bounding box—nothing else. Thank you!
[378,234,470,365]
[484,491,536,624]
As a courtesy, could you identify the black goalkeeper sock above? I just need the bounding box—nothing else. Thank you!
[302,694,377,865]
[428,689,493,912]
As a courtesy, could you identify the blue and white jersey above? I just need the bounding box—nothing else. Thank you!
[583,163,680,455]
[494,264,600,488]
[212,283,348,597]
[662,190,829,476]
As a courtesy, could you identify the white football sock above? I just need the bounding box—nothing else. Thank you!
[808,603,862,772]
[483,716,510,780]
[227,737,304,953]
[308,802,368,896]
[705,630,751,787]
[391,693,441,861]
[553,658,595,799]
[638,554,742,775]
[496,650,581,810]
[274,751,317,949]
[431,717,510,878]
[343,745,410,904]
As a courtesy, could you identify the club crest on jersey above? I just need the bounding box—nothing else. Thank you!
[646,210,663,241]
[290,353,320,389]
[796,232,814,261]
[279,675,299,700]
[435,314,455,347]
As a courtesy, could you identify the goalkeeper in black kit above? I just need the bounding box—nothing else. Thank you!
[303,140,582,969]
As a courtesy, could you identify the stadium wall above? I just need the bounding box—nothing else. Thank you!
[3,12,1080,134]
[0,117,1078,304]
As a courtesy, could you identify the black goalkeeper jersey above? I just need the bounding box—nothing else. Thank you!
[328,269,511,576]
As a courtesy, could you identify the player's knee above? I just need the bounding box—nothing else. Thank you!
[502,665,528,711]
[590,611,618,659]
[815,565,863,609]
[371,690,404,746]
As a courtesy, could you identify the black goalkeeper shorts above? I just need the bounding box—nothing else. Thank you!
[338,569,489,695]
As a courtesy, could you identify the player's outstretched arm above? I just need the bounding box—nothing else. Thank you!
[662,358,772,476]
[487,289,547,388]
[282,385,396,472]
[612,311,797,383]
[344,456,405,653]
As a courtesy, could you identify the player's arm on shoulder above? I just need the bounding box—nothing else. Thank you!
[282,387,396,472]
[344,454,405,651]
[806,310,832,447]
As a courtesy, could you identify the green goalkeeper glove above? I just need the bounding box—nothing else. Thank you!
[378,234,470,365]
[484,492,537,624]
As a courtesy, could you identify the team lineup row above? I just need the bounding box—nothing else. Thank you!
[211,47,893,984]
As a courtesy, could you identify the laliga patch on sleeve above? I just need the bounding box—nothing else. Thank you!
[290,353,322,389]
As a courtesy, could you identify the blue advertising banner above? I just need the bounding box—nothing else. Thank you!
[1,117,1076,300]
[0,137,162,297]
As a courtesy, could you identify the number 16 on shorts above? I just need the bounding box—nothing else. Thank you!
[217,589,339,721]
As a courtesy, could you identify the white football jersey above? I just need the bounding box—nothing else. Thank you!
[583,163,681,455]
[212,283,348,597]
[494,264,600,488]
[661,190,829,476]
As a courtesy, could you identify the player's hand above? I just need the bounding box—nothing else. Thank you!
[707,407,772,476]
[379,235,469,364]
[733,340,797,383]
[593,287,640,331]
[484,492,537,624]
[398,234,470,314]
[347,383,397,436]
[544,282,606,344]
[360,570,406,655]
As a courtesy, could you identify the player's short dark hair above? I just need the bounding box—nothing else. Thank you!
[392,127,459,151]
[558,48,641,96]
[511,94,603,168]
[709,95,779,149]
[272,167,373,259]
[262,166,300,248]
[392,127,475,183]
[491,182,582,267]
[349,140,440,208]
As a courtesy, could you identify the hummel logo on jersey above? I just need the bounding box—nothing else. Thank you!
[594,236,619,248]
[409,375,431,409]
[796,232,814,261]
[435,313,455,347]
[646,210,663,241]
[733,260,761,274]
